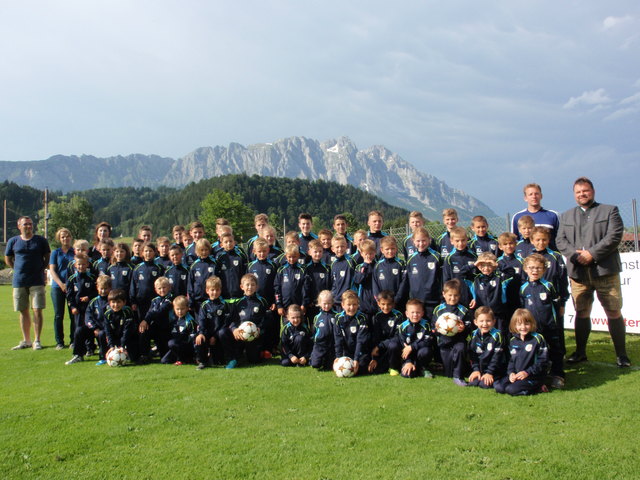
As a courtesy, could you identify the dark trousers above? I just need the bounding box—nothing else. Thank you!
[281,335,312,366]
[438,341,467,378]
[51,287,73,345]
[540,325,565,378]
[495,377,544,396]
[310,344,334,369]
[162,338,195,364]
[139,322,170,358]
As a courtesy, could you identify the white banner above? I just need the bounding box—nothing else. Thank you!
[564,252,640,334]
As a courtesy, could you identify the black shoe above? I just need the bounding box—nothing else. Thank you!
[616,355,631,368]
[567,352,588,364]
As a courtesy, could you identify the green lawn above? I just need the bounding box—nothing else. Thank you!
[1,285,638,479]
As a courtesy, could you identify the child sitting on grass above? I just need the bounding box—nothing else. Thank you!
[162,295,197,366]
[495,308,549,396]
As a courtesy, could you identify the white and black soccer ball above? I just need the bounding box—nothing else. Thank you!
[435,312,462,337]
[106,347,129,367]
[237,321,259,342]
[333,356,356,378]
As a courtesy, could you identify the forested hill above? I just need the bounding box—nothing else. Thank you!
[1,175,409,239]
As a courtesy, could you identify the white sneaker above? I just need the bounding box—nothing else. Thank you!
[32,341,42,350]
[65,355,84,365]
[11,340,32,350]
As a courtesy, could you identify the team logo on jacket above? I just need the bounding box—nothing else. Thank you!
[284,276,289,283]
[217,309,223,316]
[122,271,128,276]
[392,269,399,275]
[152,271,158,276]
[240,310,246,317]
[319,273,325,279]
[479,284,484,290]
[253,306,259,313]
[428,262,435,270]
[139,274,145,280]
[208,267,214,273]
[195,271,201,277]
[487,343,493,351]
[379,273,385,280]
[181,275,186,280]
[340,271,345,277]
[546,261,551,268]
[350,326,357,333]
[84,282,90,288]
[169,278,174,284]
[294,274,300,280]
[539,292,547,301]
[179,325,185,332]
[490,244,497,251]
[318,322,325,328]
[510,348,517,355]
[515,267,520,274]
[388,320,395,328]
[300,331,306,336]
[453,266,460,273]
[417,332,424,339]
[490,280,496,287]
[233,260,239,266]
[525,344,533,352]
[266,268,272,274]
[476,346,483,354]
[412,267,418,275]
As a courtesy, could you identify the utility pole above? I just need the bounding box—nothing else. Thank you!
[44,188,49,239]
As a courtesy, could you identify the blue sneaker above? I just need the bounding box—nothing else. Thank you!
[95,359,107,366]
[225,359,238,369]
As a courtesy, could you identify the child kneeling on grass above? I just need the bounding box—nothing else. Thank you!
[387,298,434,378]
[333,290,370,375]
[467,306,506,389]
[495,308,549,396]
[280,304,312,367]
[162,295,197,365]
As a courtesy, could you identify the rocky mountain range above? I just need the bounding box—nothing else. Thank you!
[0,136,495,220]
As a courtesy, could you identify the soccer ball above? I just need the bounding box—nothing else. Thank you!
[333,356,356,378]
[237,321,259,342]
[435,312,462,337]
[106,347,129,367]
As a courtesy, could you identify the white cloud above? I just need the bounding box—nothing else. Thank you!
[563,88,611,109]
[603,15,633,30]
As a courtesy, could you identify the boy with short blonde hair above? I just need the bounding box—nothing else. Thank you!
[402,211,426,259]
[367,210,387,255]
[333,290,370,375]
[515,215,535,260]
[469,215,500,256]
[442,226,477,308]
[330,235,356,308]
[353,239,377,316]
[437,208,460,260]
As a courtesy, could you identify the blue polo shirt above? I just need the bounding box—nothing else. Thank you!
[49,247,75,290]
[5,235,51,288]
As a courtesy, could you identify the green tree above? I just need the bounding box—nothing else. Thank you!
[38,196,93,246]
[200,190,255,241]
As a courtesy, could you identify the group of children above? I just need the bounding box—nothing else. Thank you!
[61,208,569,396]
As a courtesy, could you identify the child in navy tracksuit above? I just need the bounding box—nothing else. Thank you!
[104,289,140,362]
[388,299,434,378]
[514,215,535,260]
[432,280,473,386]
[303,240,332,326]
[84,275,112,365]
[373,236,405,305]
[520,253,565,389]
[330,235,356,309]
[311,290,337,369]
[333,291,370,375]
[471,253,512,334]
[139,276,174,361]
[165,245,189,297]
[188,239,218,312]
[280,304,313,367]
[107,243,133,303]
[247,238,277,308]
[353,240,377,316]
[162,295,197,365]
[155,237,173,269]
[215,233,248,299]
[442,226,477,309]
[468,216,501,257]
[437,208,459,261]
[496,308,549,396]
[397,227,441,315]
[195,276,232,369]
[497,232,523,325]
[368,291,404,374]
[467,307,506,389]
[401,211,427,259]
[274,245,307,325]
[92,239,114,277]
[65,253,98,364]
[130,243,165,322]
[227,274,274,367]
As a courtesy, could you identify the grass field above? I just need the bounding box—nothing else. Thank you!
[1,285,639,479]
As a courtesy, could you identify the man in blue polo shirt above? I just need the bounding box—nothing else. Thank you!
[511,183,560,249]
[5,216,51,351]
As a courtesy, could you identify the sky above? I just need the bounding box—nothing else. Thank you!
[0,1,639,216]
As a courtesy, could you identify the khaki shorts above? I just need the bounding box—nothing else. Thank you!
[570,274,622,313]
[13,286,46,312]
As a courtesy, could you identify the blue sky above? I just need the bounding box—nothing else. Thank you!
[0,1,638,216]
